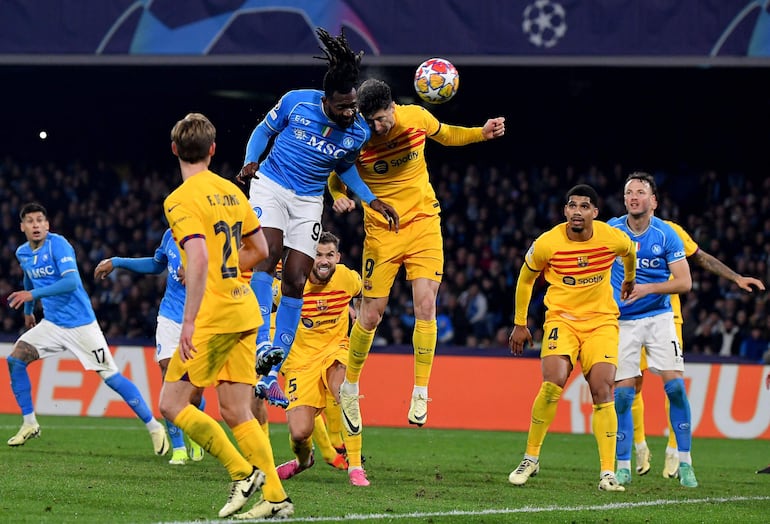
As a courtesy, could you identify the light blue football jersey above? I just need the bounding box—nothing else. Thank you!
[154,228,185,324]
[251,89,370,196]
[16,232,96,327]
[608,215,687,320]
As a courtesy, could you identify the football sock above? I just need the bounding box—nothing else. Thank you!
[412,385,428,398]
[344,431,364,468]
[614,386,635,461]
[525,381,562,457]
[166,419,186,450]
[664,378,692,453]
[311,415,337,464]
[166,385,206,450]
[103,372,155,425]
[346,321,376,383]
[251,271,275,345]
[272,295,303,363]
[665,396,677,449]
[631,389,646,446]
[7,357,34,416]
[593,401,619,473]
[175,405,252,480]
[413,319,437,388]
[232,419,287,501]
[340,379,359,395]
[325,397,345,449]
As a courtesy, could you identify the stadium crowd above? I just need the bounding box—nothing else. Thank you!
[1,156,768,362]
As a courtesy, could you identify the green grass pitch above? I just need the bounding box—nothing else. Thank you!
[1,414,769,523]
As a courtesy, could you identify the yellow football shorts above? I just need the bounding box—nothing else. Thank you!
[362,214,443,297]
[541,315,619,377]
[165,327,258,388]
[283,344,349,410]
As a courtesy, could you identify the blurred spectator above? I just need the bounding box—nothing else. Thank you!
[436,306,455,345]
[717,317,741,357]
[458,280,489,343]
[739,327,769,363]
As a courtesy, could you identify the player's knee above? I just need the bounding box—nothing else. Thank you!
[289,424,313,442]
[664,377,687,408]
[10,341,39,363]
[159,396,179,422]
[413,298,437,320]
[281,276,307,298]
[358,300,385,329]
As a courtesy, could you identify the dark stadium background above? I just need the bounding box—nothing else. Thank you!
[2,64,769,181]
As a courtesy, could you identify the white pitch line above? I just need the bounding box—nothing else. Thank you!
[157,495,770,524]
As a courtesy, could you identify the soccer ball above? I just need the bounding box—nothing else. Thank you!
[414,58,459,104]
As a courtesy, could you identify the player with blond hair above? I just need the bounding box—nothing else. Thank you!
[159,112,292,519]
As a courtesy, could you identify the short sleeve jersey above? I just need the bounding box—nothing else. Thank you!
[525,221,634,321]
[164,170,261,332]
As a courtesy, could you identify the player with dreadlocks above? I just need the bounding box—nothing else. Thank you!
[234,28,398,417]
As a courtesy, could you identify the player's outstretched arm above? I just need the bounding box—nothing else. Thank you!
[94,258,115,279]
[95,257,164,279]
[691,249,766,293]
[481,117,506,140]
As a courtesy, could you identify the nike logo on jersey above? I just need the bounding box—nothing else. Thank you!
[167,203,181,213]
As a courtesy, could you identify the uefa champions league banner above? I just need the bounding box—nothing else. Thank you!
[1,343,769,439]
[0,0,769,58]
